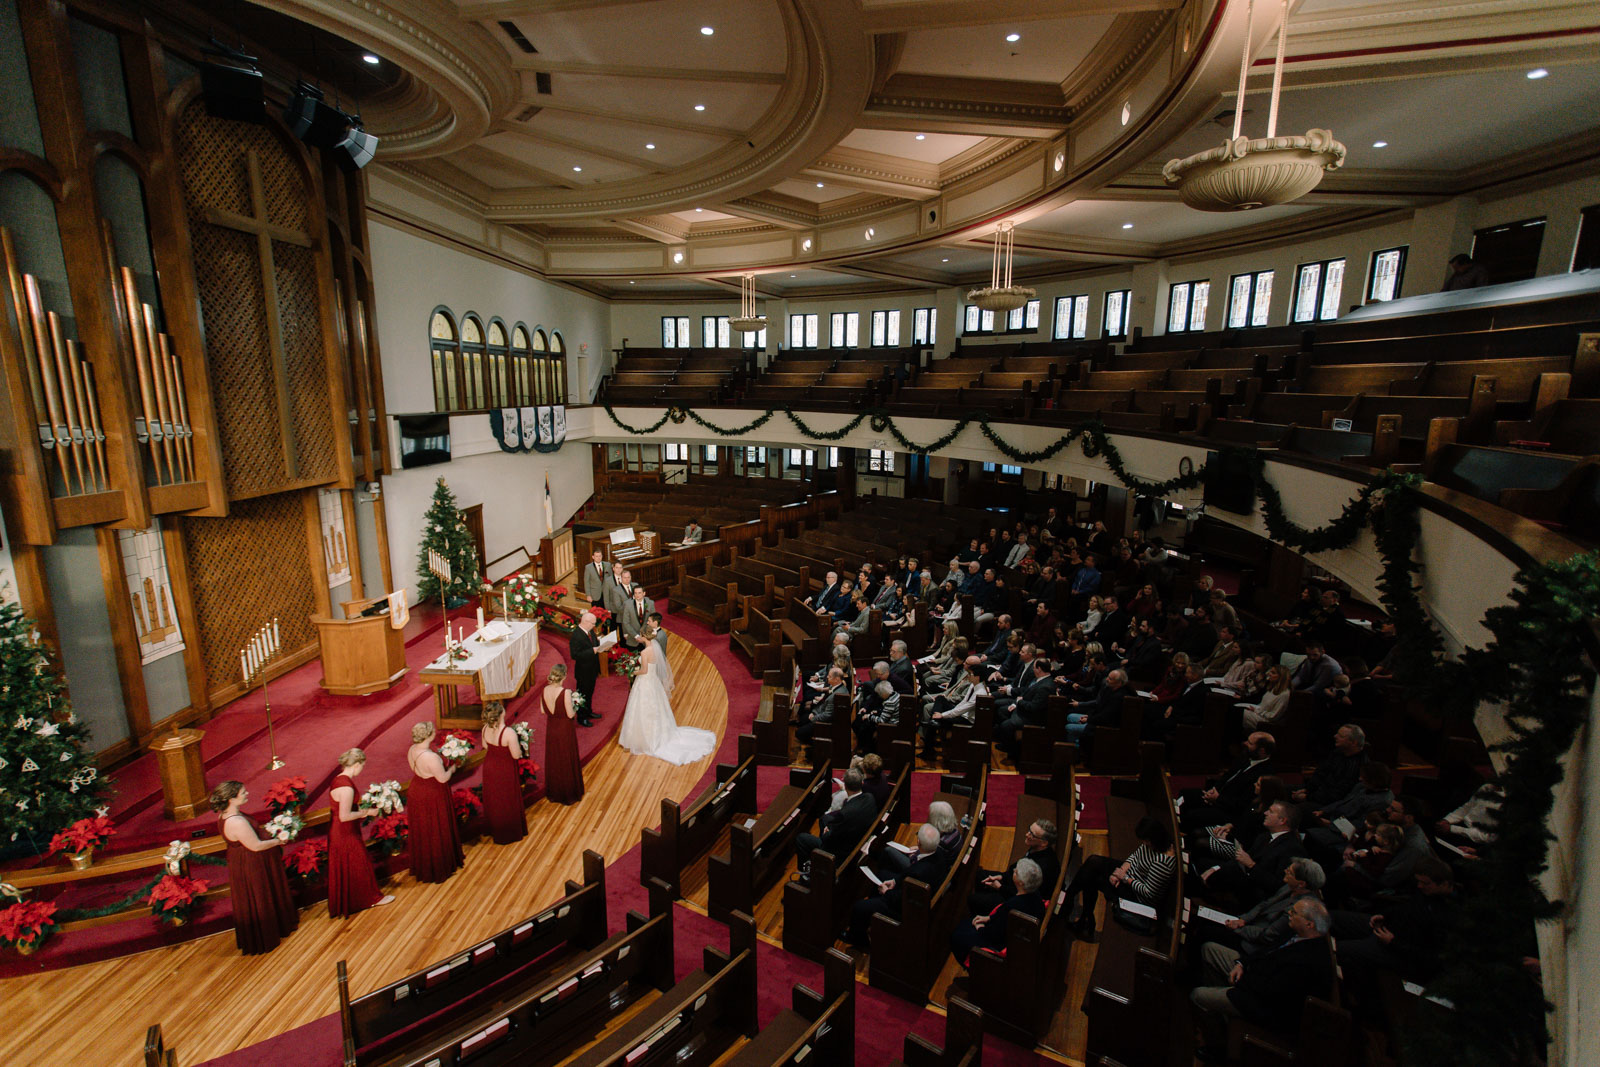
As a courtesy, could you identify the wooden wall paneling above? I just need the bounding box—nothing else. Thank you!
[340,488,365,600]
[119,29,226,516]
[371,482,395,594]
[303,488,333,620]
[94,524,151,742]
[16,0,147,532]
[301,142,356,493]
[160,517,210,723]
[329,233,370,483]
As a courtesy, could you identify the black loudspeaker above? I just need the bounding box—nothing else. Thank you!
[283,83,351,147]
[334,126,379,171]
[200,60,264,122]
[1202,449,1258,515]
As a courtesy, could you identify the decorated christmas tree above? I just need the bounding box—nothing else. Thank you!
[0,599,103,850]
[415,477,481,604]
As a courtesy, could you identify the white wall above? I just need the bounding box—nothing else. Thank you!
[368,221,606,601]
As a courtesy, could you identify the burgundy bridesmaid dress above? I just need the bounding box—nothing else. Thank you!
[327,773,383,917]
[406,765,463,883]
[543,689,585,805]
[481,727,528,844]
[222,814,298,954]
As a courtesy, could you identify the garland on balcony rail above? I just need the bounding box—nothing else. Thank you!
[602,400,1598,1063]
[52,852,225,922]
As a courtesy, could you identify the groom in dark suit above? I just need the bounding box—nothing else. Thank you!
[568,611,603,727]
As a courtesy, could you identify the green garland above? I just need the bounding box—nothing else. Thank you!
[54,851,226,922]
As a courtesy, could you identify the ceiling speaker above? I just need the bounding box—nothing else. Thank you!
[199,43,264,122]
[335,126,379,171]
[284,82,351,148]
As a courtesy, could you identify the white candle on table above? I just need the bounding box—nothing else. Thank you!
[240,650,248,682]
[477,606,485,632]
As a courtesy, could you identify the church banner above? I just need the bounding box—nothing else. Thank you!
[487,405,567,454]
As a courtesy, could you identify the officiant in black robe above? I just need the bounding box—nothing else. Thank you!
[569,612,603,727]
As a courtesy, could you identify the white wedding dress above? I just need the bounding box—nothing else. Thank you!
[617,640,716,765]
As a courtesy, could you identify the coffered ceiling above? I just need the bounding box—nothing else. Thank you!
[233,0,1600,300]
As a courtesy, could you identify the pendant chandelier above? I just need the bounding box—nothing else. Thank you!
[730,273,766,334]
[966,221,1035,313]
[1163,0,1346,211]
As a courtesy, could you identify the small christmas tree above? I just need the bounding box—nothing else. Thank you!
[0,599,104,850]
[415,477,481,604]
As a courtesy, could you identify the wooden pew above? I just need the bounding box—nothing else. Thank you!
[724,949,856,1067]
[868,761,990,1003]
[143,1025,175,1067]
[730,592,786,679]
[565,911,760,1067]
[707,758,833,922]
[642,737,759,898]
[339,851,609,1066]
[1294,362,1427,395]
[965,761,1079,1046]
[782,740,914,961]
[892,998,983,1067]
[358,878,676,1067]
[668,559,739,634]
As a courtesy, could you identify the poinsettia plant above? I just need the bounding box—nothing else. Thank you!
[262,775,309,815]
[47,815,115,858]
[588,606,612,625]
[0,900,57,952]
[546,585,568,599]
[149,874,208,925]
[367,812,409,856]
[285,839,328,881]
[516,758,540,788]
[452,787,483,824]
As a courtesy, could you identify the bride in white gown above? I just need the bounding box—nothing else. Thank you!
[617,621,717,765]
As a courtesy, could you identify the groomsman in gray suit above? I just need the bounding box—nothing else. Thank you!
[602,561,628,616]
[621,584,655,650]
[582,549,609,602]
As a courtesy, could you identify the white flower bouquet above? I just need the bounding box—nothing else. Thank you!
[163,840,192,875]
[511,721,533,755]
[361,779,405,816]
[437,733,475,766]
[263,811,303,843]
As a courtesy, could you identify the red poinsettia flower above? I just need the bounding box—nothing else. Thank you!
[148,874,208,913]
[451,788,483,822]
[285,839,328,878]
[47,815,116,856]
[588,607,611,623]
[368,812,409,841]
[516,758,540,786]
[0,901,58,946]
[262,776,310,812]
[547,585,568,598]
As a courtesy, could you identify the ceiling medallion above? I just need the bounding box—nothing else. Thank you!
[1163,0,1345,211]
[731,273,767,334]
[967,220,1035,313]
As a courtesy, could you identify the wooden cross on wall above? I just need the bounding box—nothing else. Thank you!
[198,149,313,480]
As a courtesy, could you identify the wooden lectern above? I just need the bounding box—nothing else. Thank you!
[311,594,408,695]
[153,729,207,821]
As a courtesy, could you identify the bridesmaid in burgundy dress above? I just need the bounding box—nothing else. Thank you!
[480,702,527,844]
[328,748,395,917]
[211,780,298,954]
[406,723,463,883]
[541,664,585,805]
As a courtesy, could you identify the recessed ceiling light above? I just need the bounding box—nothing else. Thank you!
[362,54,380,65]
[694,104,706,111]
[1372,140,1388,148]
[700,26,714,36]
[673,251,684,264]
[816,182,825,188]
[1122,222,1134,229]
[1527,68,1549,79]
[1005,33,1021,43]
[645,143,656,150]
[695,207,703,212]
[573,166,582,172]
[941,258,949,263]
[790,273,796,278]
[628,280,635,284]
[915,134,926,141]
[802,238,813,251]
[865,227,875,239]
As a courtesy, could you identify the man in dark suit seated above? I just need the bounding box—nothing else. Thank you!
[843,823,950,947]
[807,570,842,614]
[1065,668,1127,745]
[886,640,915,694]
[1199,799,1307,908]
[1189,897,1336,1061]
[796,667,849,745]
[795,767,878,884]
[1143,662,1207,741]
[1180,731,1276,832]
[994,658,1055,759]
[950,856,1047,967]
[968,818,1059,916]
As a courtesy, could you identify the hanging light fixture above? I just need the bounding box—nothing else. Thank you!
[731,273,767,334]
[967,221,1035,313]
[1163,0,1345,211]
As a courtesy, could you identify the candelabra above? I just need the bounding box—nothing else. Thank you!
[240,617,285,770]
[428,548,453,658]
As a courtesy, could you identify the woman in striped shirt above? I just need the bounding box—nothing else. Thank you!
[1061,816,1177,941]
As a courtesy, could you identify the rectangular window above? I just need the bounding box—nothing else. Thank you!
[964,304,980,334]
[1025,299,1041,330]
[912,307,937,345]
[870,310,900,347]
[1102,289,1131,339]
[703,445,717,462]
[826,446,839,467]
[1227,270,1275,328]
[789,313,819,348]
[662,315,690,347]
[981,462,1023,475]
[702,315,731,347]
[785,448,815,468]
[1054,295,1089,340]
[830,312,860,348]
[663,443,688,461]
[741,326,766,349]
[867,448,895,473]
[1291,259,1344,323]
[744,446,767,464]
[1166,280,1210,333]
[1368,246,1408,302]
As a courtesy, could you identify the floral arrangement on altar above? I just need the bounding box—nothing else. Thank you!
[367,812,408,856]
[263,775,309,815]
[361,780,405,816]
[502,573,542,616]
[610,646,642,682]
[47,814,115,865]
[285,839,327,882]
[452,787,483,824]
[0,899,58,954]
[435,731,476,767]
[148,874,207,926]
[263,811,303,843]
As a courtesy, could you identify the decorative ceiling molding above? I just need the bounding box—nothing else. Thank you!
[858,0,1181,34]
[1060,11,1173,111]
[800,145,942,200]
[863,73,1072,139]
[507,59,787,86]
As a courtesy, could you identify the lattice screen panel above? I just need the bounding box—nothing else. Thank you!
[182,491,317,698]
[276,243,337,483]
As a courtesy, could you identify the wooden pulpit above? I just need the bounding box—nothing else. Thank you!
[311,594,408,695]
[154,729,207,821]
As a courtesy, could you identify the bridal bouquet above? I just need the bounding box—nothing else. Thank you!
[361,780,405,816]
[511,720,534,756]
[436,731,476,767]
[263,811,304,843]
[611,649,642,683]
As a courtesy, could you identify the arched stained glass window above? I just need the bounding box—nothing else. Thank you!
[461,313,485,410]
[510,322,532,404]
[550,331,568,404]
[429,307,458,411]
[486,317,509,408]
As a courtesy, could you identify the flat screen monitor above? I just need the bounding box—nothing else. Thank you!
[1202,449,1257,514]
[398,414,451,469]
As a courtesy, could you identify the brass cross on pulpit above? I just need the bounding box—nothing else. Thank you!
[199,149,315,480]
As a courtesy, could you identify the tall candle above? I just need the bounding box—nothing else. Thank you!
[241,649,248,682]
[272,618,280,650]
[476,606,485,632]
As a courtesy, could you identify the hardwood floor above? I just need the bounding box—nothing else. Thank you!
[0,635,728,1067]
